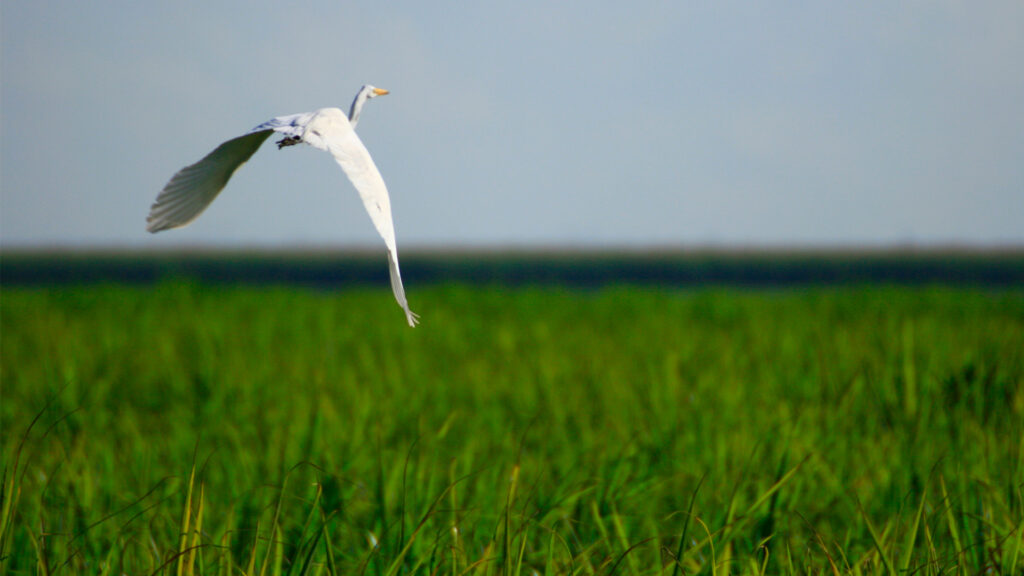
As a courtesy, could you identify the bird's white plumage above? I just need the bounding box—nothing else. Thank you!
[299,107,418,326]
[147,85,418,327]
[250,112,317,139]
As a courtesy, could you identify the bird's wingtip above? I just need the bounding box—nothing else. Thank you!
[405,309,420,327]
[145,217,171,234]
[146,216,186,234]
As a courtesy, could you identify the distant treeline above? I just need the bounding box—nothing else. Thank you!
[2,249,1022,288]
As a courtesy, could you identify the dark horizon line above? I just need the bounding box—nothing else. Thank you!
[3,241,1023,257]
[3,245,1022,288]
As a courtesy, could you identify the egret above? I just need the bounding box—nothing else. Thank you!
[146,85,419,326]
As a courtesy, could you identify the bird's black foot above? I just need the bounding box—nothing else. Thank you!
[276,136,302,149]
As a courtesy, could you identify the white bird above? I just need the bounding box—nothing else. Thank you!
[147,85,419,327]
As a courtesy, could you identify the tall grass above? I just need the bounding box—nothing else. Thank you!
[1,283,1022,574]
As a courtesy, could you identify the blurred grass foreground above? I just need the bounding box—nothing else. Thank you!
[1,249,1023,575]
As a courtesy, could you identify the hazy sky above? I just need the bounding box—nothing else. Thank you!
[3,2,1022,249]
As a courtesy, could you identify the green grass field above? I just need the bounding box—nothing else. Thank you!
[2,283,1022,575]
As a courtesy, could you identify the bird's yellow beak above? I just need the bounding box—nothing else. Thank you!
[373,88,390,96]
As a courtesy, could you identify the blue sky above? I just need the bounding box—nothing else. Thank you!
[2,2,1022,249]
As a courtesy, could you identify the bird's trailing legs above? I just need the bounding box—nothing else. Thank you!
[276,136,302,149]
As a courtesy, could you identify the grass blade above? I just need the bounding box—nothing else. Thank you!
[899,488,927,574]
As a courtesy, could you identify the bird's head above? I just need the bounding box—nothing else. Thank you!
[350,85,390,128]
[364,85,390,99]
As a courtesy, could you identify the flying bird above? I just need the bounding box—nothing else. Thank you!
[147,85,419,327]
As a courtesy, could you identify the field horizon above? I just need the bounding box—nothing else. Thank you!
[3,246,1022,288]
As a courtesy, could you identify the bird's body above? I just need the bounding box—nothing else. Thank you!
[147,86,419,327]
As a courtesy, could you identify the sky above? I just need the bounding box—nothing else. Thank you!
[2,2,1023,249]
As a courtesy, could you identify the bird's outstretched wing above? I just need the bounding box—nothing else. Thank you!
[147,130,272,232]
[302,108,419,327]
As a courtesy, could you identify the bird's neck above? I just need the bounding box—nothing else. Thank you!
[348,89,369,129]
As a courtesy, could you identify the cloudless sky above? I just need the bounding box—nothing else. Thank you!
[2,2,1022,249]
